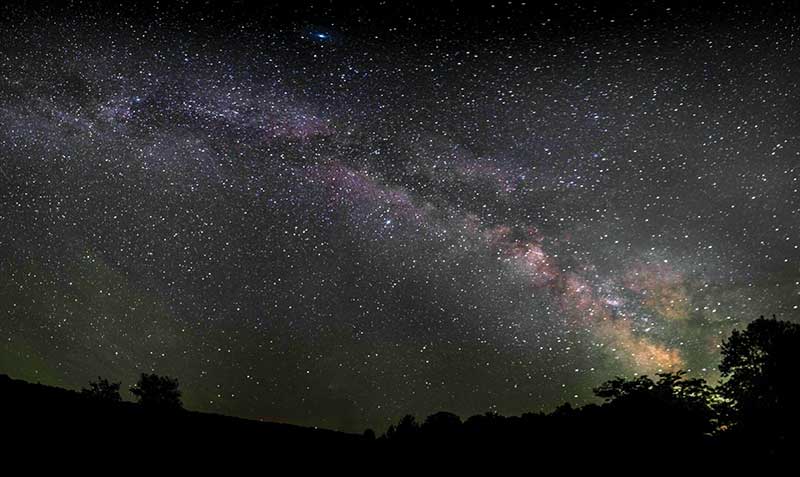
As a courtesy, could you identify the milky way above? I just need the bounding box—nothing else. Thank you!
[1,2,799,432]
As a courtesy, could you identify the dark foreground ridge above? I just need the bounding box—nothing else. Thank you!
[3,316,800,462]
[1,373,365,457]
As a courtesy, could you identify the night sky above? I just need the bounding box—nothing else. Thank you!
[1,1,799,433]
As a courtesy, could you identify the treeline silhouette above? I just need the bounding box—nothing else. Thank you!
[2,315,798,460]
[373,315,800,460]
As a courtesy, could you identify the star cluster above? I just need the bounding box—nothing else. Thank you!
[1,1,798,432]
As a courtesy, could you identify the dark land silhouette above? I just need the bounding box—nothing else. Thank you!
[1,373,364,458]
[2,316,798,460]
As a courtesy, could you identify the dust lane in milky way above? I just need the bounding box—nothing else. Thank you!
[0,2,798,432]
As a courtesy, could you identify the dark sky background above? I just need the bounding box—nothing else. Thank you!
[1,0,798,433]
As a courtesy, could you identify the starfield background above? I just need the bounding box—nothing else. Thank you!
[1,0,799,454]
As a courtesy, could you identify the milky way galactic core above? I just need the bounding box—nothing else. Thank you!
[1,2,798,432]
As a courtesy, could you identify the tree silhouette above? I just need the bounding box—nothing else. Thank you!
[421,411,462,440]
[596,371,714,404]
[130,373,183,410]
[81,377,122,403]
[423,411,461,429]
[593,370,718,438]
[718,315,800,446]
[385,414,419,442]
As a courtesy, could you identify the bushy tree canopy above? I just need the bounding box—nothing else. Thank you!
[81,377,122,403]
[130,373,183,410]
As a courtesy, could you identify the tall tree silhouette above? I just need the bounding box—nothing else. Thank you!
[718,315,800,449]
[130,373,183,410]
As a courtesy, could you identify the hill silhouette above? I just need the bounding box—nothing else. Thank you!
[1,373,366,458]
